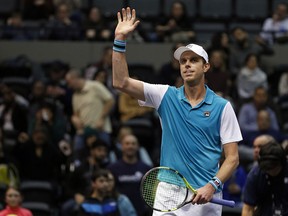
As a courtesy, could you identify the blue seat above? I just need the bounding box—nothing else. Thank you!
[199,0,232,19]
[92,0,124,18]
[128,0,161,20]
[235,0,268,20]
[194,22,227,45]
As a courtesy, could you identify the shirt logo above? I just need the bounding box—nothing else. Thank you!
[204,111,210,117]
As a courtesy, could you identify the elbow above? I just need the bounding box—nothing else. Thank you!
[112,77,129,91]
[233,154,240,169]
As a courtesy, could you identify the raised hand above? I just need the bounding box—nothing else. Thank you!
[115,7,140,39]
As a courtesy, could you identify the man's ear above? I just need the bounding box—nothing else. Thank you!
[203,63,210,73]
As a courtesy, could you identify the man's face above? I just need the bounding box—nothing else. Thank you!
[121,135,139,157]
[257,111,271,131]
[179,51,209,85]
[253,88,268,107]
[90,146,107,162]
[253,137,268,161]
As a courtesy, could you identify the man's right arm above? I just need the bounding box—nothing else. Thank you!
[112,7,145,101]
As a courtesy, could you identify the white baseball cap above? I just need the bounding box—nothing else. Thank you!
[174,44,209,63]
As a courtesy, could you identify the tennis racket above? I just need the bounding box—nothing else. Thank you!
[140,166,235,212]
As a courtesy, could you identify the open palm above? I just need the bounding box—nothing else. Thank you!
[115,7,140,38]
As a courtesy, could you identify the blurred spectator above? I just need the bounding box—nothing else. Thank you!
[207,31,230,69]
[205,49,231,97]
[222,165,247,208]
[242,140,288,216]
[229,27,273,76]
[46,2,81,40]
[22,0,54,20]
[242,110,288,146]
[108,134,152,216]
[118,90,154,123]
[238,86,279,132]
[13,126,62,182]
[60,139,109,216]
[110,126,153,166]
[157,43,183,86]
[155,0,195,42]
[28,99,67,145]
[83,6,112,41]
[260,2,288,45]
[106,170,137,216]
[66,69,115,145]
[43,60,72,116]
[0,85,28,156]
[0,187,33,216]
[1,13,34,40]
[76,169,136,216]
[239,110,288,170]
[236,53,268,101]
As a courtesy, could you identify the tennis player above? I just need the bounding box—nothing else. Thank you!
[112,7,242,216]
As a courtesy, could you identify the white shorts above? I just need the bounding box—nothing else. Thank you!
[152,182,222,216]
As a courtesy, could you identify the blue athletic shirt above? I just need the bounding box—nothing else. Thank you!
[139,83,242,189]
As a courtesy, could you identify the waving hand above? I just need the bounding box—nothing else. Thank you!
[115,7,140,39]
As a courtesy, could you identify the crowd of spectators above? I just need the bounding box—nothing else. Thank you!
[0,0,288,44]
[0,0,288,216]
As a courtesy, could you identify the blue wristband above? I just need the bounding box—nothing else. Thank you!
[113,39,126,53]
[209,180,218,190]
[209,176,223,191]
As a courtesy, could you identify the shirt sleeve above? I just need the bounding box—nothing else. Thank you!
[243,167,259,206]
[220,102,243,144]
[138,82,169,110]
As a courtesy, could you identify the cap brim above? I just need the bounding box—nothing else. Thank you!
[174,47,191,60]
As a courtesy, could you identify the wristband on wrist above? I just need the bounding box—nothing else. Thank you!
[113,39,126,53]
[209,176,223,191]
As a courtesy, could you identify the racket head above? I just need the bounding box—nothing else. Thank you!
[140,166,189,212]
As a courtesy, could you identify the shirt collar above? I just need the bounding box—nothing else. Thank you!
[179,85,214,105]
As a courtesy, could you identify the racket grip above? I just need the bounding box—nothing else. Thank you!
[210,197,235,208]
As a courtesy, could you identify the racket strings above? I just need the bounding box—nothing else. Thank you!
[142,168,188,211]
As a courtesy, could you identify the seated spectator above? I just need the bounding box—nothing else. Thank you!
[43,60,72,116]
[238,86,279,132]
[46,2,81,40]
[229,27,273,76]
[60,139,109,216]
[83,6,112,41]
[155,0,195,42]
[22,0,54,20]
[157,43,183,86]
[108,134,152,216]
[1,12,34,40]
[205,49,231,97]
[242,140,288,216]
[28,99,67,145]
[118,88,154,123]
[77,169,136,216]
[207,31,230,69]
[239,110,288,170]
[260,2,288,45]
[222,165,247,208]
[0,85,28,156]
[0,187,33,216]
[13,126,62,182]
[236,53,268,101]
[110,126,153,166]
